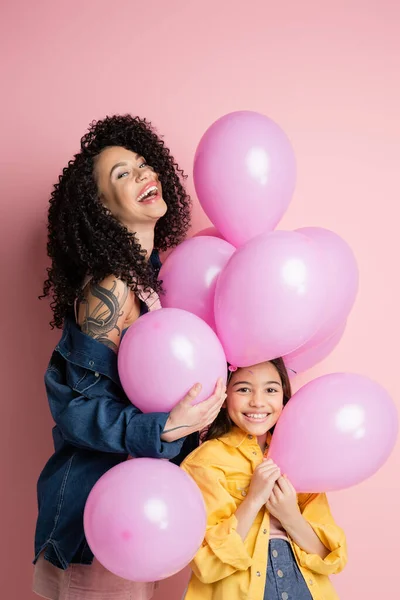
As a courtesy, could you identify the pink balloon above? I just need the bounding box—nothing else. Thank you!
[84,458,206,581]
[214,231,327,366]
[268,373,398,492]
[159,237,235,330]
[194,111,296,247]
[118,308,227,412]
[284,321,347,377]
[296,227,359,345]
[194,226,225,240]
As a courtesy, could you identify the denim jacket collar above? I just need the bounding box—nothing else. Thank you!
[57,318,121,385]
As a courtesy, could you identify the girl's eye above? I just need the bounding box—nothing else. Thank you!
[117,171,129,179]
[266,388,278,394]
[237,387,251,393]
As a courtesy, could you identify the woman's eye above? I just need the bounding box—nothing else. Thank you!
[117,171,129,179]
[139,162,148,168]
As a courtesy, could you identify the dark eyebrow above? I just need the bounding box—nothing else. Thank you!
[109,154,142,178]
[232,380,282,387]
[110,162,129,177]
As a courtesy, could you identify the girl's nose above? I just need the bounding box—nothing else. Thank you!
[249,392,265,408]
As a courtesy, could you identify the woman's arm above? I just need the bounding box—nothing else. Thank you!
[48,366,224,457]
[48,276,224,457]
[47,365,185,458]
[77,276,134,352]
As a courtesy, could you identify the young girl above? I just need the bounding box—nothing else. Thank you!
[181,359,347,600]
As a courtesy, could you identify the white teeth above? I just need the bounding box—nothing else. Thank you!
[137,185,158,202]
[245,413,269,419]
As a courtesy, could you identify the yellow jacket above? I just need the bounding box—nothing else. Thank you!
[181,427,347,600]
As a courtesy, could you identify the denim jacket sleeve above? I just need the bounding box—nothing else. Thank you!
[46,318,186,460]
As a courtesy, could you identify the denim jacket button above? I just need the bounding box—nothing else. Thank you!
[94,372,100,377]
[89,360,94,367]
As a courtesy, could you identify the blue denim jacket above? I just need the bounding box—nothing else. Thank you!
[34,252,199,569]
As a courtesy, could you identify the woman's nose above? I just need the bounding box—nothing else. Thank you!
[136,164,154,182]
[136,169,149,182]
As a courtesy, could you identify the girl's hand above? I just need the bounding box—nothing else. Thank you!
[266,475,301,526]
[246,459,281,509]
[161,378,226,442]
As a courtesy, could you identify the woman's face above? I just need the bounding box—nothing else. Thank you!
[94,146,167,230]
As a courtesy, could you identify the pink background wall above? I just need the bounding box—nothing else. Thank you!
[1,0,399,597]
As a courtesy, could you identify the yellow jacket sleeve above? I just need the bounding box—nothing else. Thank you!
[293,493,348,576]
[181,461,253,583]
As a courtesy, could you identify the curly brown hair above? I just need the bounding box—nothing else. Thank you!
[41,115,191,328]
[202,358,292,442]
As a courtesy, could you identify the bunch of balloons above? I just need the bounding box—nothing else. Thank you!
[84,111,398,582]
[163,111,359,369]
[157,110,397,492]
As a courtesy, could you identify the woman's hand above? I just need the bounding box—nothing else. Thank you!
[161,378,226,442]
[246,459,281,510]
[266,475,301,526]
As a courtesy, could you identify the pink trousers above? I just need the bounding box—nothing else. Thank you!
[33,553,157,600]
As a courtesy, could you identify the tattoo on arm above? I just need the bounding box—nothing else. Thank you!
[96,337,119,352]
[81,280,128,351]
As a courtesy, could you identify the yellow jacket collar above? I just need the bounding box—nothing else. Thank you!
[218,426,272,448]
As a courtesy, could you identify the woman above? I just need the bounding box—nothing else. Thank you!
[33,115,225,600]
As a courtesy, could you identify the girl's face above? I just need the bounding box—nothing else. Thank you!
[226,362,285,438]
[94,146,167,230]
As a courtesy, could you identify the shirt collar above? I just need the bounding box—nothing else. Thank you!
[218,426,272,449]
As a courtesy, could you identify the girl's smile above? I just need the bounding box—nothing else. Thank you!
[243,412,271,422]
[226,362,285,444]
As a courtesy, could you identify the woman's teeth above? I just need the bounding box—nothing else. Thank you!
[137,185,158,202]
